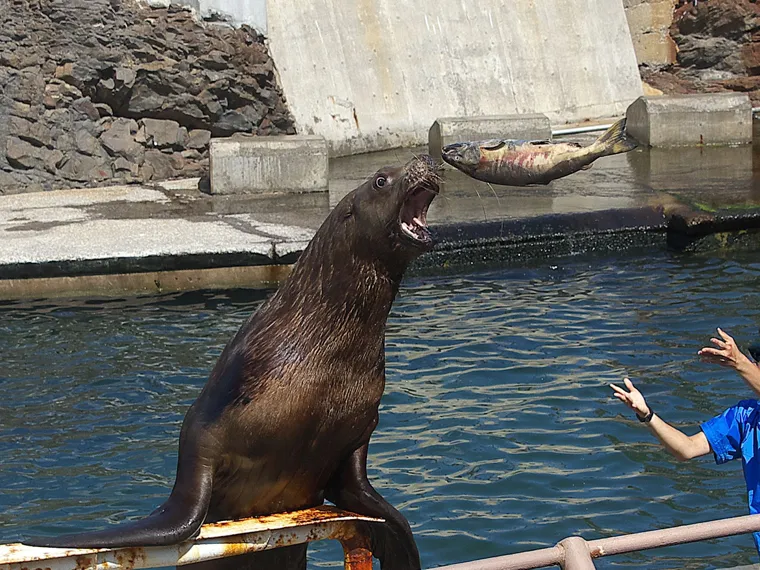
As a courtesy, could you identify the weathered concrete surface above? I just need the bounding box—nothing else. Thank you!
[0,265,292,300]
[626,93,753,146]
[0,185,318,280]
[166,0,267,32]
[209,136,329,194]
[623,0,677,66]
[428,114,551,160]
[266,0,643,156]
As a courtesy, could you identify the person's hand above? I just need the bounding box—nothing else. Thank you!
[698,328,750,370]
[609,378,650,417]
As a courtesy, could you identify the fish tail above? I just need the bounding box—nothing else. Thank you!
[594,117,638,156]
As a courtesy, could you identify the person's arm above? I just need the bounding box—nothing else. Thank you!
[610,378,711,461]
[697,328,760,398]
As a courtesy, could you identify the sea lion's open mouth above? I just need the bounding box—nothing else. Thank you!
[398,183,438,247]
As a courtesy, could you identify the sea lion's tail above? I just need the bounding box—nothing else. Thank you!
[594,117,638,156]
[22,496,208,548]
[23,437,213,548]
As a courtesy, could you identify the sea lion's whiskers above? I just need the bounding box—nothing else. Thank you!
[436,193,453,206]
[472,184,488,221]
[485,182,502,209]
[392,149,407,165]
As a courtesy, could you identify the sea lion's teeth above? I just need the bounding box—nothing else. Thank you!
[400,221,420,239]
[413,217,424,227]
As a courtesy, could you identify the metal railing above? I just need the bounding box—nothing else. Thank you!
[551,107,760,138]
[436,513,760,570]
[0,506,380,570]
[551,124,612,137]
[3,508,760,570]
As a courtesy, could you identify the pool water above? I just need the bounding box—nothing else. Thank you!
[1,251,760,569]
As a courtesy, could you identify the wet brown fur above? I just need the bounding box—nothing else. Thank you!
[25,156,441,570]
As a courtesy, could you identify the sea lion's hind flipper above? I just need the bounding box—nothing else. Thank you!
[24,427,215,549]
[326,443,420,570]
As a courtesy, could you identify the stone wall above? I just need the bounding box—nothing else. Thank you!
[629,0,760,103]
[0,0,294,194]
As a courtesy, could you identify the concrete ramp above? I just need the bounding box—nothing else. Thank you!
[266,0,643,156]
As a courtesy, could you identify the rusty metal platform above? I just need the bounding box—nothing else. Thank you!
[0,506,382,570]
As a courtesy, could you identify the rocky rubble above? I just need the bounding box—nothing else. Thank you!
[0,0,295,194]
[642,0,760,103]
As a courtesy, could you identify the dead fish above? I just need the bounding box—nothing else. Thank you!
[441,117,638,186]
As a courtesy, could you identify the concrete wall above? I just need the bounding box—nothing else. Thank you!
[170,0,267,33]
[623,0,677,66]
[265,0,643,156]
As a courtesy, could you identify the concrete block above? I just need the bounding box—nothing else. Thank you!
[626,93,752,147]
[209,136,328,195]
[428,114,552,160]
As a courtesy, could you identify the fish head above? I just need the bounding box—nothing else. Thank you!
[441,141,483,176]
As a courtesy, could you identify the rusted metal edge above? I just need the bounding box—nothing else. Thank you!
[0,507,383,570]
[197,506,382,539]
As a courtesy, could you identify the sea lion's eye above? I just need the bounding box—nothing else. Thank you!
[373,175,387,190]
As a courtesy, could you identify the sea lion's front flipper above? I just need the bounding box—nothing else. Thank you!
[326,442,420,570]
[24,422,215,549]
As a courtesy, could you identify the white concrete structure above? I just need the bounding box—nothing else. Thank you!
[169,0,267,33]
[266,0,643,155]
[626,93,753,146]
[428,114,551,160]
[209,136,329,194]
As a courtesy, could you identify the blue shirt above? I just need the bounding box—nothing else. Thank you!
[701,399,760,556]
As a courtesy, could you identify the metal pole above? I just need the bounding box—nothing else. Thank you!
[432,546,563,570]
[585,513,760,556]
[551,124,612,137]
[341,531,374,570]
[558,538,595,570]
[433,513,760,570]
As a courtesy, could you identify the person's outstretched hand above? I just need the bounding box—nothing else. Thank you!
[698,328,751,371]
[610,378,650,418]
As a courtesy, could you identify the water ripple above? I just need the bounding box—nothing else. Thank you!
[1,253,759,567]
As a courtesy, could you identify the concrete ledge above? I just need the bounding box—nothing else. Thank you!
[0,265,293,300]
[209,135,329,194]
[4,205,760,299]
[428,114,551,160]
[626,93,752,147]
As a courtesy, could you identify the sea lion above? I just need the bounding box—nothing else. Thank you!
[24,154,442,570]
